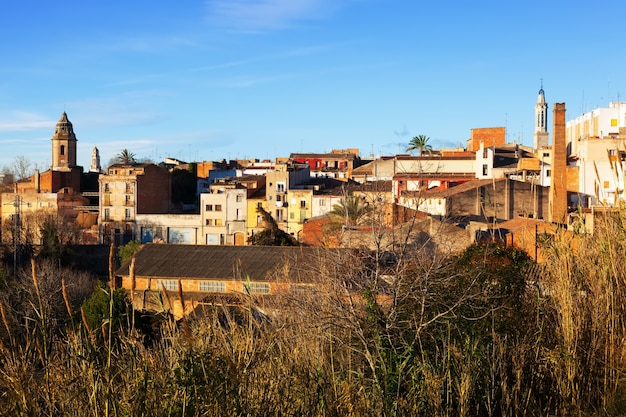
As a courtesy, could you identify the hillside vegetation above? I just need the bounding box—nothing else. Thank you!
[0,213,625,416]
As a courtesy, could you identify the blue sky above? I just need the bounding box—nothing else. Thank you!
[0,0,624,170]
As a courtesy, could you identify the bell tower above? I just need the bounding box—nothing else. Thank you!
[533,83,549,153]
[51,112,77,171]
[90,146,102,173]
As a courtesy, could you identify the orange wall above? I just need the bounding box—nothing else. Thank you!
[470,127,506,151]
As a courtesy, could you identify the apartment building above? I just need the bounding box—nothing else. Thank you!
[290,148,362,181]
[265,162,310,236]
[201,182,247,245]
[99,163,170,244]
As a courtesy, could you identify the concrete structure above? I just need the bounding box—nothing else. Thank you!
[566,102,626,208]
[136,213,202,244]
[566,101,626,156]
[572,134,626,207]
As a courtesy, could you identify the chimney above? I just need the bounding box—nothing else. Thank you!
[34,169,40,193]
[549,103,568,224]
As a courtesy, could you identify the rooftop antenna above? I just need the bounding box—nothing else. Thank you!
[582,89,585,115]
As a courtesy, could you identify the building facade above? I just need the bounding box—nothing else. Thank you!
[99,163,171,244]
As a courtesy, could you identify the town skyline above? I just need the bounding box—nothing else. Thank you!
[1,1,625,169]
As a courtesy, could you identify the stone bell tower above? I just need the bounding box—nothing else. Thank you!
[51,112,77,171]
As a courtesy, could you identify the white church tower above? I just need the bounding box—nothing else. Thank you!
[90,146,102,173]
[533,83,549,152]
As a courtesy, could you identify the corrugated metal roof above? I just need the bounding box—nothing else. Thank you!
[116,244,326,282]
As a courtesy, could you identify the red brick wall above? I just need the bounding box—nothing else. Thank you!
[137,165,171,213]
[470,127,506,151]
[550,103,568,224]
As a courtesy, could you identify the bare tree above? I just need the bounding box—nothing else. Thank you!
[12,155,32,181]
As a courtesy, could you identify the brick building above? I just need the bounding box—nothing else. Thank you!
[99,163,171,244]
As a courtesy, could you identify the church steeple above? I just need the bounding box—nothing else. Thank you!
[51,112,77,171]
[533,82,549,152]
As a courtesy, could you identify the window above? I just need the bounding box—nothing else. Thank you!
[543,152,550,158]
[276,182,285,192]
[257,202,263,208]
[125,208,131,219]
[215,219,222,226]
[320,200,325,206]
[276,195,282,202]
[244,282,270,294]
[482,149,488,158]
[236,194,243,203]
[125,195,131,205]
[104,183,109,192]
[126,183,131,193]
[290,284,316,295]
[205,204,213,211]
[482,164,488,176]
[215,204,222,211]
[205,219,213,226]
[300,200,306,208]
[158,280,178,291]
[104,208,110,221]
[199,281,226,292]
[60,145,65,155]
[546,170,552,177]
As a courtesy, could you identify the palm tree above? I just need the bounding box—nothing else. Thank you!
[406,135,433,156]
[116,149,136,165]
[329,195,373,227]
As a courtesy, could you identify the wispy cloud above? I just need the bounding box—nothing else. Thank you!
[100,34,203,54]
[206,0,338,33]
[0,112,56,132]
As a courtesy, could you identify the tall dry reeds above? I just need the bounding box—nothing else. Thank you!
[3,213,626,415]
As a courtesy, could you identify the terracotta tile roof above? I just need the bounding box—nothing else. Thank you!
[405,178,505,199]
[116,244,325,283]
[496,217,544,234]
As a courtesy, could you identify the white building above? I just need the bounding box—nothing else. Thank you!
[567,101,626,155]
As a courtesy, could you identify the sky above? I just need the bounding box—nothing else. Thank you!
[0,0,625,171]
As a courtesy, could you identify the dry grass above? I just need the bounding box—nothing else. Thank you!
[1,213,626,416]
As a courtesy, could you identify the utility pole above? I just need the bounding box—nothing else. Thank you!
[11,194,22,277]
